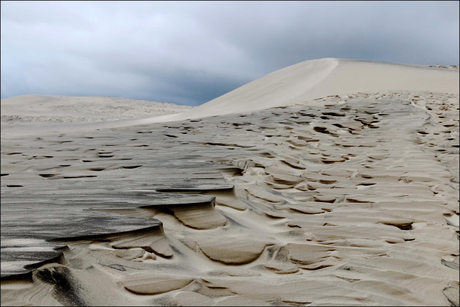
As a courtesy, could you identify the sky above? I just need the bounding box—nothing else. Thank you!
[1,1,459,106]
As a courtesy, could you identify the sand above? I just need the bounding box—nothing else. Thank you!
[1,95,193,138]
[1,58,459,306]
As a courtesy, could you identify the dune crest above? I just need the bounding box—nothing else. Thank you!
[151,58,458,122]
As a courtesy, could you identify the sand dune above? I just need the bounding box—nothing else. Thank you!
[1,59,459,306]
[1,95,193,122]
[1,95,193,137]
[2,59,457,136]
[151,58,459,122]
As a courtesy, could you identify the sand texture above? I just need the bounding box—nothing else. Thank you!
[1,59,459,306]
[1,95,193,137]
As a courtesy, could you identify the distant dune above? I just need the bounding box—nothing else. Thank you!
[1,95,193,137]
[1,95,193,123]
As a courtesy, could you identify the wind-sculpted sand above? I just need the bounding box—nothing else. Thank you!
[1,95,194,138]
[1,59,459,306]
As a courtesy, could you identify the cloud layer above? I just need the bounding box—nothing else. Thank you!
[2,2,458,105]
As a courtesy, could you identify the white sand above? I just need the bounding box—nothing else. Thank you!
[149,58,459,122]
[1,95,193,122]
[1,58,459,306]
[2,59,458,136]
[1,95,193,138]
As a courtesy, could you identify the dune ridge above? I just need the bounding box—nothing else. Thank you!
[150,58,459,122]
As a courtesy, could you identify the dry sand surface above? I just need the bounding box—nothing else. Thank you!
[1,95,194,137]
[1,58,459,306]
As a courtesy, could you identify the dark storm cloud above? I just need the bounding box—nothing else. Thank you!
[1,1,458,105]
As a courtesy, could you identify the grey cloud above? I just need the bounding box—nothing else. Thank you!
[193,2,459,69]
[1,1,458,105]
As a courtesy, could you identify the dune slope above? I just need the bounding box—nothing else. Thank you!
[156,58,458,122]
